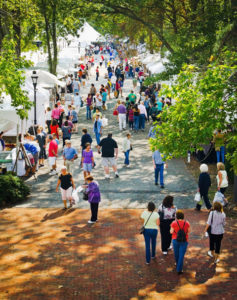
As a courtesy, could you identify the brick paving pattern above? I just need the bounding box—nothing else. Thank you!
[0,208,236,300]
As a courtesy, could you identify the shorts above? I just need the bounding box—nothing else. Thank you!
[72,121,78,124]
[60,186,72,200]
[101,157,117,167]
[83,163,92,172]
[48,156,56,167]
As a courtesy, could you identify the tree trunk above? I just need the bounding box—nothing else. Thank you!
[51,0,57,75]
[41,1,53,73]
[149,30,154,54]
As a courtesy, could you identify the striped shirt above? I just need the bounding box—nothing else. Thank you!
[207,211,226,235]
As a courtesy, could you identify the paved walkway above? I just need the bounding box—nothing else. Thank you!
[0,208,236,300]
[18,54,197,209]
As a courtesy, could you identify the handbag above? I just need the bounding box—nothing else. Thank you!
[194,192,201,202]
[140,212,153,234]
[113,110,118,116]
[83,191,89,201]
[158,205,164,221]
[207,211,214,235]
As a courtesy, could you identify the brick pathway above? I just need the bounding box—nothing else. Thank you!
[0,208,236,300]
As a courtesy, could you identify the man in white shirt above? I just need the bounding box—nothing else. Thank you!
[138,101,147,131]
[95,93,102,108]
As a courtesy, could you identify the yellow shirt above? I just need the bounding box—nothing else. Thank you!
[141,211,159,229]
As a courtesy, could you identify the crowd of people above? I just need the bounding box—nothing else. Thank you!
[0,43,230,275]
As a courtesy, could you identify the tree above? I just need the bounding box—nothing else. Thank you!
[149,53,237,173]
[0,38,32,119]
[35,0,83,74]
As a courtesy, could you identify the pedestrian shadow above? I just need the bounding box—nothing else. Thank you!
[195,260,216,283]
[41,208,75,222]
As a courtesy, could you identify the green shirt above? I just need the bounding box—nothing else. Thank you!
[128,93,137,103]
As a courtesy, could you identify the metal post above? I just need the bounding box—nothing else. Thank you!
[34,85,37,125]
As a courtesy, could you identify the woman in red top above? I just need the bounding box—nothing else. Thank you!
[50,119,60,139]
[115,80,120,98]
[170,210,190,275]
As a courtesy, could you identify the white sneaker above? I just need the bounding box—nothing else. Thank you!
[49,171,54,175]
[168,245,173,250]
[207,251,213,258]
[88,220,96,224]
[162,251,168,255]
[214,258,220,264]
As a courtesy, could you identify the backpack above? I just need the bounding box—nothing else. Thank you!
[176,221,187,243]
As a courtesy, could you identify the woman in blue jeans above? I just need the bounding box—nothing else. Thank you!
[170,210,191,275]
[133,104,140,133]
[141,202,160,264]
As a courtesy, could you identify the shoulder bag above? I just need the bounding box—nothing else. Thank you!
[140,212,153,234]
[207,211,214,235]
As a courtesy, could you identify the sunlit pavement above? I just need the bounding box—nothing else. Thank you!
[0,208,236,300]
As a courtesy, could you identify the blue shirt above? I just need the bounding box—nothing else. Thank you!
[102,91,107,102]
[152,150,164,164]
[157,101,163,111]
[63,147,77,160]
[93,119,102,133]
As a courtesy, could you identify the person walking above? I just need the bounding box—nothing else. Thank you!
[117,101,127,131]
[86,94,93,120]
[128,105,134,130]
[82,143,94,181]
[216,162,228,195]
[93,114,103,146]
[213,130,225,163]
[128,90,137,104]
[141,201,160,264]
[36,127,46,167]
[138,101,147,131]
[96,66,99,81]
[51,104,60,124]
[48,135,58,175]
[98,133,119,179]
[204,202,226,264]
[152,148,167,188]
[133,104,140,133]
[62,140,78,173]
[115,79,120,98]
[81,128,92,150]
[122,133,132,167]
[70,106,78,133]
[158,196,177,255]
[50,119,60,139]
[90,84,96,100]
[170,210,190,274]
[61,121,72,147]
[83,176,101,224]
[45,107,52,134]
[56,166,76,209]
[195,164,212,211]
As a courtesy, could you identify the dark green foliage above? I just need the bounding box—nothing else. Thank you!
[0,174,30,207]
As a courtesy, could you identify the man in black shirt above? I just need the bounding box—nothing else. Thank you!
[98,133,119,179]
[80,128,92,150]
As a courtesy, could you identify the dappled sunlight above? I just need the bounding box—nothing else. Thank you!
[0,208,236,299]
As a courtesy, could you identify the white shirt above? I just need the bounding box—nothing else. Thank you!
[111,76,116,84]
[217,170,228,188]
[122,138,131,152]
[141,211,159,229]
[66,77,71,85]
[45,111,51,121]
[95,95,102,107]
[73,81,80,90]
[138,104,147,117]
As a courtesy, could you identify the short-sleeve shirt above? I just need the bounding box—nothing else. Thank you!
[59,173,72,190]
[171,220,190,242]
[141,211,159,230]
[99,137,118,157]
[102,91,107,102]
[158,205,176,220]
[207,211,225,235]
[63,147,77,160]
[82,150,93,163]
[36,133,46,147]
[48,140,58,157]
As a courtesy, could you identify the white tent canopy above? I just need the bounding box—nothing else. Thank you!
[25,70,66,88]
[0,83,50,136]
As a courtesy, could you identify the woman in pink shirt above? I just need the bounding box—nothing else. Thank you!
[51,104,60,121]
